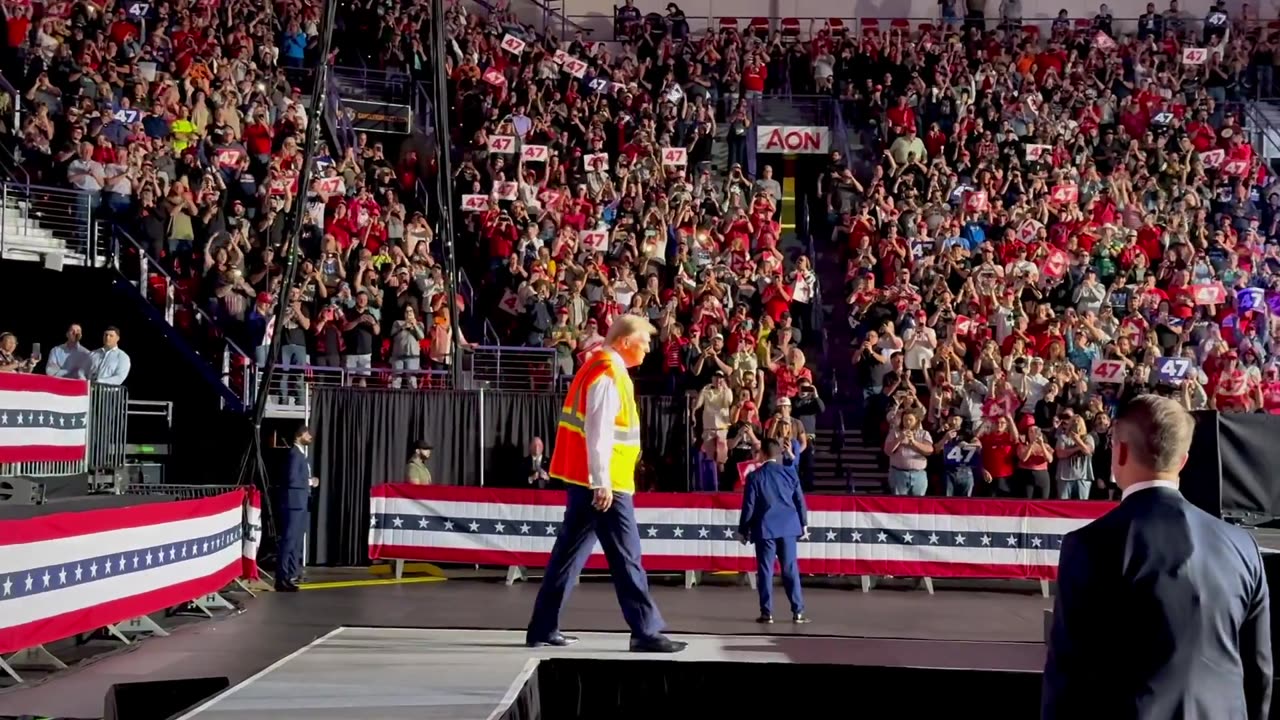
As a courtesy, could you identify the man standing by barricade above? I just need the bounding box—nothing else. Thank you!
[737,439,811,624]
[525,315,687,653]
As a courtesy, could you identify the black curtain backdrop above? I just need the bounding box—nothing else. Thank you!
[1183,411,1280,520]
[310,387,693,564]
[311,388,480,565]
[483,392,558,488]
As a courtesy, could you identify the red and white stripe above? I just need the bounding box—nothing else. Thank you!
[0,373,90,463]
[0,490,246,655]
[369,486,1113,581]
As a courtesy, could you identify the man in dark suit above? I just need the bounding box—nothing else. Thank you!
[277,425,317,593]
[737,439,811,624]
[526,436,551,489]
[1043,395,1272,720]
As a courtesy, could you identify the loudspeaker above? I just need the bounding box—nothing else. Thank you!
[1182,412,1280,520]
[0,477,41,505]
[103,676,230,720]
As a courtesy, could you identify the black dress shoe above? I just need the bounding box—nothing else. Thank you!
[526,632,578,648]
[755,614,774,624]
[629,635,688,653]
[274,582,299,593]
[793,613,812,624]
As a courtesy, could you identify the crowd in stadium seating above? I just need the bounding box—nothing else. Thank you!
[6,0,1280,497]
[845,4,1280,499]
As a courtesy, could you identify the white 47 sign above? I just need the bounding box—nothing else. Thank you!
[501,34,527,55]
[1182,48,1207,65]
[661,147,687,166]
[1090,358,1126,384]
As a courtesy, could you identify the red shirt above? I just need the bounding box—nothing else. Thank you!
[980,432,1017,478]
[743,64,766,93]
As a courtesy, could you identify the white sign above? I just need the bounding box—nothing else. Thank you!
[1090,358,1126,384]
[487,135,516,153]
[316,177,345,195]
[461,194,489,212]
[521,145,549,162]
[1200,149,1225,168]
[756,126,831,154]
[661,147,687,166]
[553,49,570,65]
[579,229,608,251]
[494,181,518,201]
[1182,47,1207,65]
[1017,219,1043,243]
[1025,144,1052,161]
[563,58,588,78]
[583,152,609,172]
[501,34,527,55]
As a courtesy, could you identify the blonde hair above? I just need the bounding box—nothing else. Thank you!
[605,314,657,344]
[1114,395,1195,473]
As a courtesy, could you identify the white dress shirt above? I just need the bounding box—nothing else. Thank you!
[1121,479,1180,501]
[584,349,624,493]
[89,346,132,385]
[46,342,92,379]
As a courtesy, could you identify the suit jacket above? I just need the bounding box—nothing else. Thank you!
[1043,486,1272,720]
[282,446,312,511]
[737,460,807,541]
[526,454,551,488]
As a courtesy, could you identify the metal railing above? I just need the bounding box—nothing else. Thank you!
[260,364,452,410]
[0,382,127,478]
[0,182,100,266]
[124,483,240,500]
[467,345,560,391]
[574,11,1279,42]
[109,225,257,410]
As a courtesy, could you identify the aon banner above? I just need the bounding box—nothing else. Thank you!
[757,125,830,154]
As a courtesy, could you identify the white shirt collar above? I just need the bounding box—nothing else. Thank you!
[1121,479,1180,501]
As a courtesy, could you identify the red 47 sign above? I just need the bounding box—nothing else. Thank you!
[1090,358,1126,384]
[1040,247,1069,279]
[501,34,527,55]
[953,314,972,337]
[1182,48,1207,65]
[494,182,518,201]
[964,191,988,212]
[553,49,570,65]
[563,58,588,78]
[1191,283,1227,305]
[583,152,609,172]
[1223,159,1249,176]
[482,67,506,87]
[661,147,687,166]
[537,189,562,208]
[487,135,515,153]
[1050,184,1079,204]
[521,145,549,162]
[461,194,489,212]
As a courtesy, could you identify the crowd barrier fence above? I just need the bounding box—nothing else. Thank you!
[0,488,261,684]
[0,377,126,479]
[369,483,1114,594]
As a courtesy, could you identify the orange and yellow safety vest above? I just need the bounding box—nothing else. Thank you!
[548,350,642,494]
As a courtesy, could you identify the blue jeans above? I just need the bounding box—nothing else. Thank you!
[945,467,974,497]
[391,356,420,388]
[889,468,928,496]
[1059,479,1091,500]
[280,344,309,400]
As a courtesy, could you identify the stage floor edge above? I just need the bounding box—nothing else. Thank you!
[174,627,1042,720]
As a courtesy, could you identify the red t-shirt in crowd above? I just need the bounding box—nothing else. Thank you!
[980,431,1017,478]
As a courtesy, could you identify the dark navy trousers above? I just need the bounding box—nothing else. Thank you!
[278,507,308,582]
[755,536,805,616]
[527,485,665,642]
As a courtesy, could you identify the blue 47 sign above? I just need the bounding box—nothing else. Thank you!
[1155,356,1193,384]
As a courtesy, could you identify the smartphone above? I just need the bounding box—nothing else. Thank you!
[31,343,41,362]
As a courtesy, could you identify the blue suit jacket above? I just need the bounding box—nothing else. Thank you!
[282,446,312,511]
[737,461,807,541]
[1043,486,1272,720]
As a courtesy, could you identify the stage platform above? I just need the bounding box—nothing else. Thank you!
[0,579,1049,719]
[175,627,1043,720]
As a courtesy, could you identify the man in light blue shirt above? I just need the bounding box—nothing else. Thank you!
[46,323,92,379]
[89,327,131,386]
